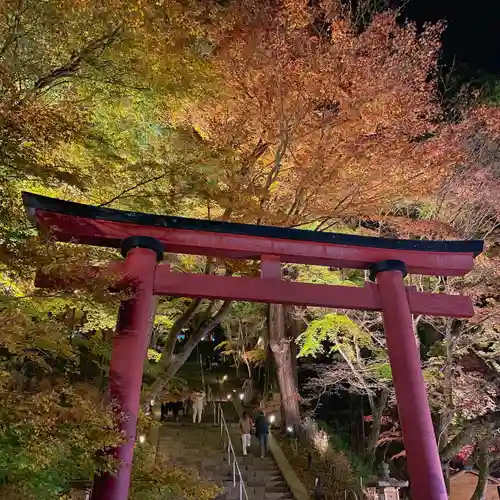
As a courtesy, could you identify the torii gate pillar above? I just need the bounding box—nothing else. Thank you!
[91,237,163,500]
[371,260,447,499]
[22,192,483,500]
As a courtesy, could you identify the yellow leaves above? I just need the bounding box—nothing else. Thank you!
[158,377,188,402]
[131,444,222,500]
[0,375,125,499]
[295,264,357,286]
[0,374,124,448]
[281,0,312,29]
[243,347,266,366]
[0,306,76,366]
[147,348,161,363]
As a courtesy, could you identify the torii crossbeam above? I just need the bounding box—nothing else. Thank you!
[23,192,483,500]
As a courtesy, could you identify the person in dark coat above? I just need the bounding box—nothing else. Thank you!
[171,401,183,421]
[254,411,269,457]
[314,477,325,499]
[160,402,170,421]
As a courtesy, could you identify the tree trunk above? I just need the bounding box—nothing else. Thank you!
[269,304,301,430]
[146,297,159,349]
[470,439,490,500]
[234,355,240,379]
[366,389,389,461]
[141,300,232,406]
[242,348,252,378]
[440,421,483,462]
[263,345,276,395]
[159,259,213,359]
[285,307,301,388]
[163,298,203,357]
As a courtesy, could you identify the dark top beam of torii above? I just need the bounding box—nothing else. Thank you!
[24,191,482,275]
[23,191,483,318]
[23,192,482,500]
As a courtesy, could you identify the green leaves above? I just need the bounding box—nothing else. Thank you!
[294,264,361,286]
[372,362,392,381]
[297,313,366,358]
[0,305,76,369]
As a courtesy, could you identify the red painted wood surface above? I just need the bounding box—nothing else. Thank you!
[34,265,474,318]
[152,267,473,317]
[376,269,448,500]
[33,210,475,276]
[260,254,282,279]
[25,194,481,500]
[91,247,157,500]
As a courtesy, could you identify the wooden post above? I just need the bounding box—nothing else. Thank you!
[371,261,447,500]
[91,237,162,500]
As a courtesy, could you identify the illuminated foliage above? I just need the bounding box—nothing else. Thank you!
[1,0,500,496]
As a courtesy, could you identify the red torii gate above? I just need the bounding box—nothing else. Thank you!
[23,192,483,500]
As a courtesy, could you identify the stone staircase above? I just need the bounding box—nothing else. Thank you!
[157,403,294,500]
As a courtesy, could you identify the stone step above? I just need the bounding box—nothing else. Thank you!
[171,458,281,476]
[245,479,286,488]
[160,446,225,453]
[218,491,294,500]
[160,444,225,450]
[168,461,227,470]
[219,495,293,500]
[156,413,291,500]
[160,447,226,455]
[159,434,226,444]
[221,481,289,492]
[162,449,225,456]
[162,460,283,479]
[238,462,280,470]
[159,437,225,442]
[160,460,282,477]
[220,476,285,488]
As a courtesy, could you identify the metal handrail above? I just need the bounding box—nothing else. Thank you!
[199,354,205,389]
[216,402,250,500]
[207,385,217,425]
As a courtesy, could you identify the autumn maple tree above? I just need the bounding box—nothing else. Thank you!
[152,0,500,429]
[2,0,500,497]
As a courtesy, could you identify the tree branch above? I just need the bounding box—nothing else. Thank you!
[98,172,169,208]
[142,300,233,405]
[440,421,482,460]
[161,258,214,358]
[30,26,122,96]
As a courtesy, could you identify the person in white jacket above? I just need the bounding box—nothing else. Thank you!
[191,389,205,424]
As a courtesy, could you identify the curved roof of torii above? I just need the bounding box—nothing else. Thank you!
[23,191,483,277]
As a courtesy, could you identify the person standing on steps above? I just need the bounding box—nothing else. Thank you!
[239,412,253,456]
[160,400,168,422]
[254,411,269,458]
[191,389,205,424]
[181,388,189,418]
[171,400,183,421]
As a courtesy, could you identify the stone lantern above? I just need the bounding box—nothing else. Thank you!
[364,462,409,500]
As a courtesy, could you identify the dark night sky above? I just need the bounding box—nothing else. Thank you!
[403,0,500,77]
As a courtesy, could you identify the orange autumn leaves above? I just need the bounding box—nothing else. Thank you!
[190,0,500,227]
